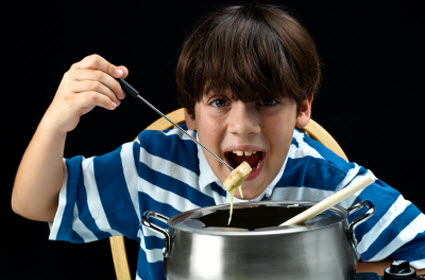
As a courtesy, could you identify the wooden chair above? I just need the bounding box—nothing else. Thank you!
[109,107,348,279]
[302,118,348,161]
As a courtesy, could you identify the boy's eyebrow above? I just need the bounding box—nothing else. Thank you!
[203,88,231,98]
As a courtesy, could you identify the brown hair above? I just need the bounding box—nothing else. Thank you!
[176,4,321,116]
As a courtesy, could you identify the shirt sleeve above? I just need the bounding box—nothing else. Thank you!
[350,178,425,269]
[299,130,425,268]
[49,141,141,243]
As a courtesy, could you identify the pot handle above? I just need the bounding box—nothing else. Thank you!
[347,200,375,246]
[347,200,375,247]
[141,210,171,257]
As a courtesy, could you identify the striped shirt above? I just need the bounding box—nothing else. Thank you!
[49,127,425,279]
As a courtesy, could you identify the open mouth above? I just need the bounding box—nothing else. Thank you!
[224,150,265,173]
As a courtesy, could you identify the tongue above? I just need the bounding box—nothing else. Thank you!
[229,153,261,169]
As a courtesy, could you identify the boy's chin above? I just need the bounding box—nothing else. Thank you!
[235,183,267,200]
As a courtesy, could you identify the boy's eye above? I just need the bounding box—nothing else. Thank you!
[258,98,278,106]
[210,98,229,108]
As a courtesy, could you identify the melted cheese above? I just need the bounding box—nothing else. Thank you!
[227,185,243,225]
[223,161,252,225]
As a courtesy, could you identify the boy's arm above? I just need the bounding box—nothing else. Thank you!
[11,54,128,222]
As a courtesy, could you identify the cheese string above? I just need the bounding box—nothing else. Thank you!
[223,161,251,226]
[227,185,243,225]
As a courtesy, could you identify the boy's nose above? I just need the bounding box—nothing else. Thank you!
[227,102,261,137]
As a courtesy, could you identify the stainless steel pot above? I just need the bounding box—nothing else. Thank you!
[141,200,374,280]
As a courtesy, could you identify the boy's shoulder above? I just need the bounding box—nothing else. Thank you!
[291,128,351,170]
[135,126,199,172]
[282,129,357,191]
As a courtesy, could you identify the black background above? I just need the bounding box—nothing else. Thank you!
[3,1,423,279]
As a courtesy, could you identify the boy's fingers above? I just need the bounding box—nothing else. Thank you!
[69,69,125,100]
[77,91,118,112]
[73,54,125,79]
[117,65,129,79]
[73,80,121,105]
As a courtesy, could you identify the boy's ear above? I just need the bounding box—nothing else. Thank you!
[295,97,313,128]
[184,108,196,130]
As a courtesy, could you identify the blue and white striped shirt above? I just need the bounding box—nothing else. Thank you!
[49,127,425,279]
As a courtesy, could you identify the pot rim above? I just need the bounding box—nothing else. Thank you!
[168,200,349,236]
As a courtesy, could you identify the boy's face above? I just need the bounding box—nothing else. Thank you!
[186,90,312,200]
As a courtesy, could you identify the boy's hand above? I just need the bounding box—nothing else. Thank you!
[12,54,129,221]
[43,54,129,133]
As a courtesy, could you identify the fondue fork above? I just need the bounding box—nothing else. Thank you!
[118,78,234,171]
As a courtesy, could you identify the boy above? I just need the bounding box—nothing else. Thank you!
[12,4,425,280]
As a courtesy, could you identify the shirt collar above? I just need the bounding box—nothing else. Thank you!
[196,133,222,191]
[261,154,288,199]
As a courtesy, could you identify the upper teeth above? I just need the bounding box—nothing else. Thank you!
[232,150,257,156]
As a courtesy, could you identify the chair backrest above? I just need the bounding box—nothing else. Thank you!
[109,107,347,279]
[300,119,348,161]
